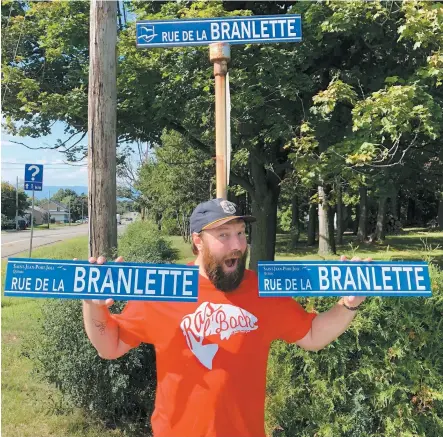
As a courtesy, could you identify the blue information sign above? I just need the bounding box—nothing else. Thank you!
[258,261,432,297]
[24,164,44,191]
[137,15,302,48]
[4,258,199,302]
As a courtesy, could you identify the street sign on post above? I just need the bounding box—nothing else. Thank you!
[136,14,302,200]
[24,164,43,191]
[24,164,44,257]
[136,15,302,48]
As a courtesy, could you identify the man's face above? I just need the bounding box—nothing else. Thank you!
[198,220,248,292]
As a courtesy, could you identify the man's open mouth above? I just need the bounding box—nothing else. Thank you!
[224,258,239,268]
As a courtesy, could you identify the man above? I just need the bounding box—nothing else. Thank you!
[83,198,367,437]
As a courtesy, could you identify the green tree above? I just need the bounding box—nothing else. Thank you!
[3,0,442,265]
[1,181,29,218]
[136,130,213,241]
[52,188,78,203]
[68,194,87,222]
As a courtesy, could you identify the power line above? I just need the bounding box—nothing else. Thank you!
[1,167,87,170]
[1,162,87,168]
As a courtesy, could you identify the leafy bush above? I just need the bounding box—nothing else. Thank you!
[117,219,179,263]
[277,206,293,233]
[160,217,180,236]
[28,220,179,433]
[266,265,443,437]
[32,300,156,434]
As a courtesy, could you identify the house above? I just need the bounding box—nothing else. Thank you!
[25,206,49,226]
[40,201,70,223]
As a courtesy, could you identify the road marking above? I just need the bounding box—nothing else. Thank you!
[1,230,87,246]
[1,240,25,246]
[1,240,63,259]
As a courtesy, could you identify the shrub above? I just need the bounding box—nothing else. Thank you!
[266,265,443,437]
[160,217,180,236]
[32,300,156,434]
[29,220,179,433]
[117,219,179,263]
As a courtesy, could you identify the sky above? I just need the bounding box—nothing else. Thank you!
[1,121,141,189]
[1,122,89,187]
[0,1,137,189]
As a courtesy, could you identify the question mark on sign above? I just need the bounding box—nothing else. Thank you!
[28,165,40,181]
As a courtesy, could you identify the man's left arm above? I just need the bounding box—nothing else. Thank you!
[296,256,370,352]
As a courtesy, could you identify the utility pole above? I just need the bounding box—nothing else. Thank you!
[209,43,230,200]
[88,0,118,258]
[68,198,71,225]
[15,176,19,231]
[47,189,50,229]
[29,187,35,257]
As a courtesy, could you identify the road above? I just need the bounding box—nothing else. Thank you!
[1,224,127,259]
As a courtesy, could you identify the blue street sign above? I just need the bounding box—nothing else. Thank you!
[136,15,302,48]
[258,261,432,297]
[4,258,199,302]
[24,164,44,191]
[24,182,43,191]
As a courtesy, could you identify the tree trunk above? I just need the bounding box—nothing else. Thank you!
[318,184,336,255]
[438,196,443,230]
[155,212,162,231]
[357,187,368,242]
[307,195,317,246]
[391,188,399,220]
[407,198,415,225]
[352,205,359,235]
[247,156,281,271]
[249,193,279,270]
[88,0,118,259]
[374,195,388,241]
[336,182,344,245]
[328,203,337,254]
[290,194,300,248]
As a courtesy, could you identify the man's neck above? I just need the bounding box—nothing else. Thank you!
[194,256,209,279]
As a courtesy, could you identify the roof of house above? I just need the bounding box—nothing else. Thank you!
[25,206,47,214]
[40,200,68,209]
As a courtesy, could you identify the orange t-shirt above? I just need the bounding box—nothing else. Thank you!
[110,269,316,437]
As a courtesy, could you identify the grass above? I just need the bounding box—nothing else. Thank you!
[1,236,126,437]
[33,223,84,230]
[2,228,442,436]
[274,229,443,266]
[169,229,443,266]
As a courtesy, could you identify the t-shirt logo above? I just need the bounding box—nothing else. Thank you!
[180,302,259,369]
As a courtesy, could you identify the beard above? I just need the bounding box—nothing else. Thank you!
[202,245,248,292]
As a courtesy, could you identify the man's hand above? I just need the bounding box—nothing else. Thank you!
[296,254,374,351]
[339,254,372,308]
[74,255,125,307]
[79,255,130,359]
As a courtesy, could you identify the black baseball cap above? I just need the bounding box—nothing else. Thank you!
[190,198,256,234]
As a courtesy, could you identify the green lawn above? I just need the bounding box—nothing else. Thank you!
[274,228,443,265]
[2,228,442,436]
[1,236,126,437]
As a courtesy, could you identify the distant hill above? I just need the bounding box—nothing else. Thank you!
[30,185,134,202]
[31,186,88,200]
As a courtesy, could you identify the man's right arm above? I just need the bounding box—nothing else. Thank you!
[83,300,132,359]
[81,256,132,360]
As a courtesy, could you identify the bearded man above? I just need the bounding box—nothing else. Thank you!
[83,198,366,437]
